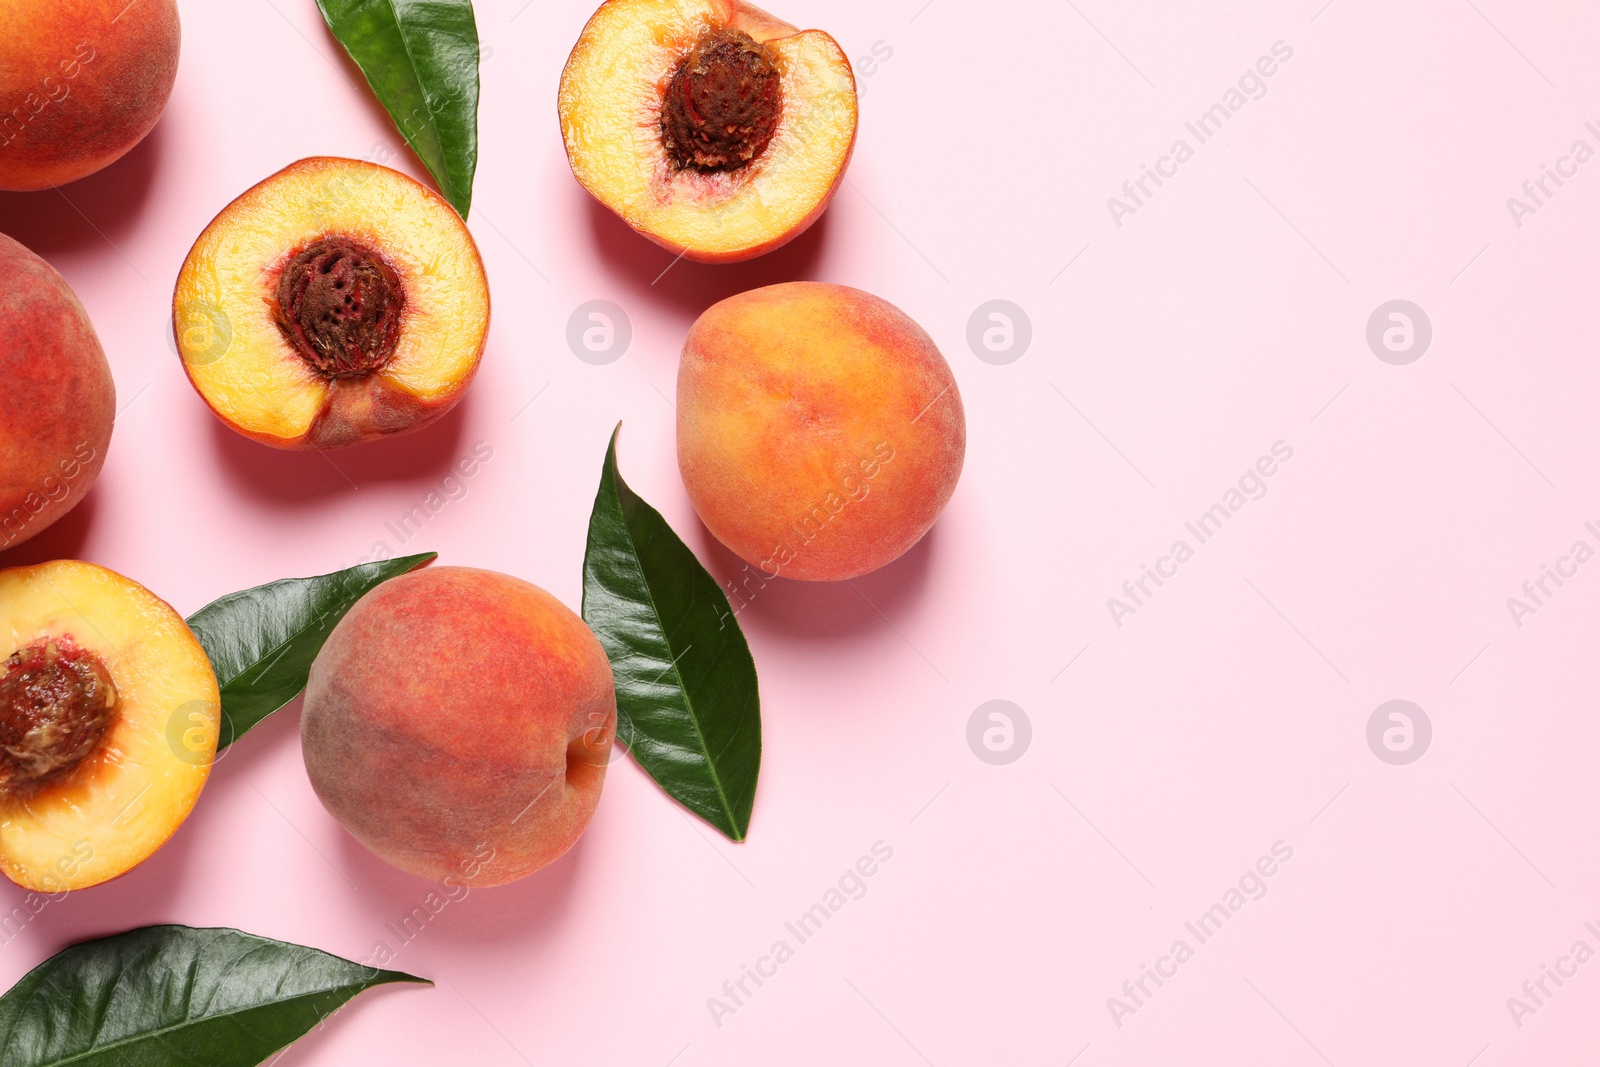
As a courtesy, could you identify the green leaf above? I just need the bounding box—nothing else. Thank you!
[314,0,480,218]
[0,925,427,1067]
[582,424,761,841]
[188,553,436,749]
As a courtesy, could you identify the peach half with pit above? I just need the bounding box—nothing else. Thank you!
[0,233,114,555]
[174,157,490,450]
[0,0,180,191]
[677,282,966,581]
[0,560,220,891]
[301,567,617,887]
[558,0,858,263]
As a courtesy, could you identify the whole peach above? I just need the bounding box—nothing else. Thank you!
[0,0,180,190]
[678,282,965,581]
[0,234,114,553]
[302,567,617,887]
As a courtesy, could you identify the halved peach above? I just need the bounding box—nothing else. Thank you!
[559,0,858,263]
[0,560,220,891]
[173,157,491,450]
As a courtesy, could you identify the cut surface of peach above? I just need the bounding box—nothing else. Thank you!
[559,0,858,262]
[0,560,220,891]
[174,157,491,450]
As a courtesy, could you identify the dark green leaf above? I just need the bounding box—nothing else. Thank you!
[314,0,480,218]
[0,925,427,1067]
[582,424,761,841]
[188,553,435,749]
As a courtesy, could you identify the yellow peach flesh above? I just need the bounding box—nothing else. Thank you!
[0,560,219,891]
[173,158,490,449]
[559,0,857,262]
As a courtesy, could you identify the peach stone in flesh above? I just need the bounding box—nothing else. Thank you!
[272,236,405,379]
[0,560,221,892]
[0,638,118,793]
[173,158,490,450]
[559,0,858,262]
[661,29,783,172]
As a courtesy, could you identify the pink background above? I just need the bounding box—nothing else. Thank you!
[3,0,1598,1063]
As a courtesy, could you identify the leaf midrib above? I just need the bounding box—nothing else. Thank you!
[195,555,431,699]
[378,0,458,198]
[27,981,398,1067]
[200,588,324,691]
[609,483,741,838]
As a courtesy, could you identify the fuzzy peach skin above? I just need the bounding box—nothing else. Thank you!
[301,568,617,887]
[678,282,966,581]
[0,0,179,190]
[559,0,857,263]
[0,234,114,554]
[173,158,491,450]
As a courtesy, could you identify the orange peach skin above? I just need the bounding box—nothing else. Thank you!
[678,282,966,581]
[0,0,179,190]
[301,568,617,887]
[0,234,114,553]
[559,0,858,263]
